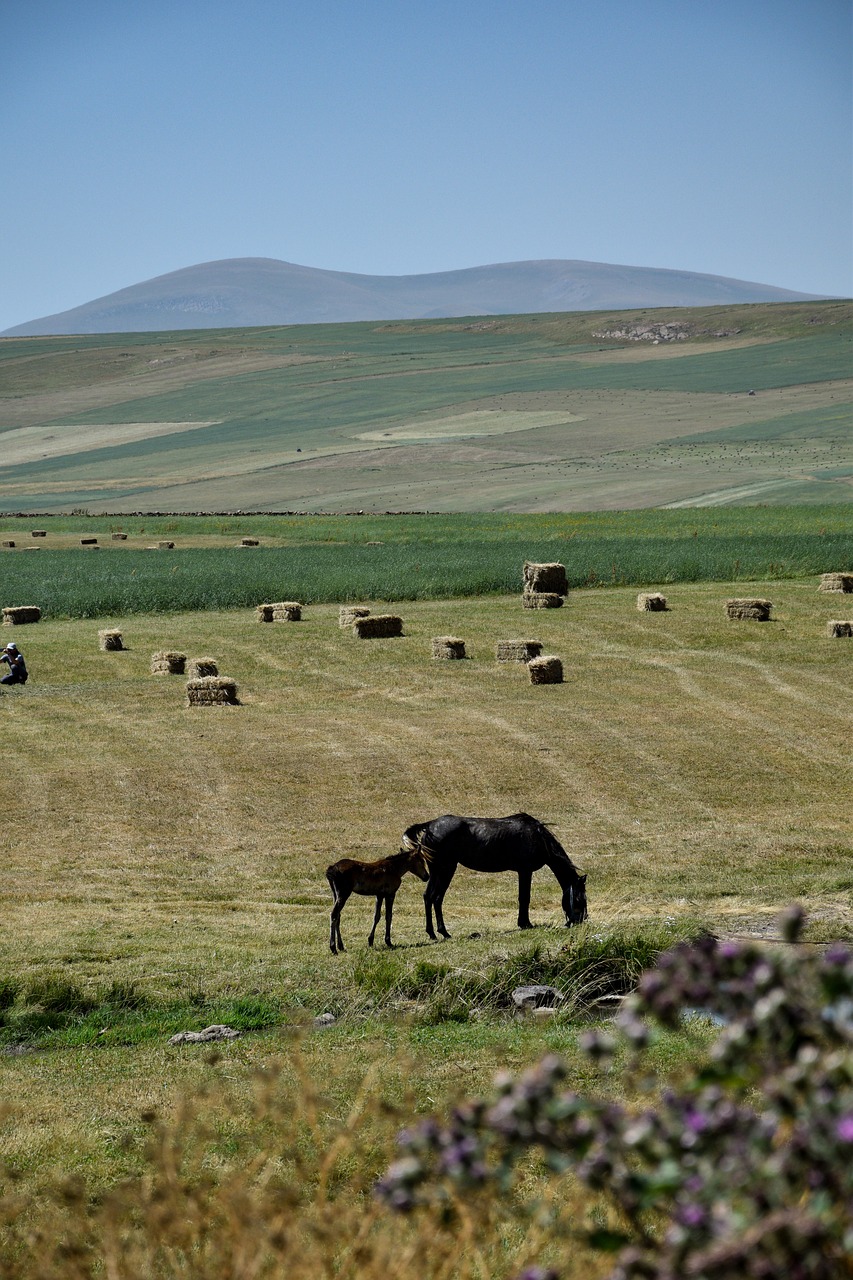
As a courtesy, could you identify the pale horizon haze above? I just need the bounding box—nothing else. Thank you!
[0,0,850,333]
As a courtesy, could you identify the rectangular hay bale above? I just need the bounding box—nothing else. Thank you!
[272,601,302,622]
[187,657,219,678]
[2,606,41,625]
[528,655,563,684]
[827,620,853,638]
[352,614,403,639]
[523,561,568,595]
[151,651,186,675]
[522,592,564,609]
[339,606,371,628]
[186,676,239,706]
[496,639,543,663]
[111,532,127,541]
[31,531,47,538]
[1,542,15,549]
[431,636,466,659]
[80,538,98,545]
[637,593,668,611]
[819,573,853,593]
[157,541,175,550]
[725,598,772,621]
[239,538,259,547]
[98,629,123,651]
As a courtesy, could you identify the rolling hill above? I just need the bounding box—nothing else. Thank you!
[0,300,850,513]
[0,257,828,337]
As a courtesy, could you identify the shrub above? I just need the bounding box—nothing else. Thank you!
[377,907,853,1279]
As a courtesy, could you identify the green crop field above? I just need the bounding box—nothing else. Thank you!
[1,299,850,512]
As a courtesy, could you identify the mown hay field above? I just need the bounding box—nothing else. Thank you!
[0,575,850,1271]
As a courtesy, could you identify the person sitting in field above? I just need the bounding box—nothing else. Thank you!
[0,642,28,685]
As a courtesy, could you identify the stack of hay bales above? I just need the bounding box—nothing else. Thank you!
[522,561,568,610]
[496,640,542,663]
[339,606,371,628]
[98,628,123,651]
[187,657,219,678]
[2,606,41,626]
[256,602,302,622]
[826,621,853,638]
[637,592,668,611]
[239,538,259,547]
[528,655,563,684]
[31,531,47,538]
[151,651,186,675]
[186,676,239,706]
[352,614,403,638]
[432,636,466,659]
[819,573,853,593]
[111,532,127,541]
[725,599,772,621]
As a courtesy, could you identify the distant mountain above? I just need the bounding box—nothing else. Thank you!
[1,257,828,336]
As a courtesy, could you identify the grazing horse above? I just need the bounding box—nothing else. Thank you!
[326,847,430,954]
[400,812,587,940]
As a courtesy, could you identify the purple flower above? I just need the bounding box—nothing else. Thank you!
[836,1115,853,1142]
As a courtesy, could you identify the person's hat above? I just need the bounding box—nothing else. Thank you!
[4,643,17,651]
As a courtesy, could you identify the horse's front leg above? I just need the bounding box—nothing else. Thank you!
[516,869,533,929]
[425,865,456,940]
[368,895,384,947]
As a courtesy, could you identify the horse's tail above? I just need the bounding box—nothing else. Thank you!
[401,822,434,866]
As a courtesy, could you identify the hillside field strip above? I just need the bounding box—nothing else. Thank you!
[0,299,850,512]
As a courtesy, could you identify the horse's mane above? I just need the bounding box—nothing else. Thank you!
[401,822,435,865]
[535,819,580,877]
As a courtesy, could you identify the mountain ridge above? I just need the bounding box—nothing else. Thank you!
[1,256,830,336]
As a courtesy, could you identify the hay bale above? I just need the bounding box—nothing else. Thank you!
[272,601,302,622]
[637,592,668,611]
[256,603,275,622]
[157,541,175,550]
[98,629,123,651]
[725,598,772,621]
[339,606,371,628]
[826,620,853,638]
[432,636,466,659]
[187,657,219,678]
[111,532,127,541]
[819,573,853,593]
[496,639,543,663]
[31,531,47,538]
[523,561,568,595]
[1,541,15,549]
[528,655,563,684]
[522,592,564,609]
[186,676,239,706]
[80,537,98,545]
[2,606,41,625]
[151,651,186,675]
[352,614,403,639]
[239,537,259,547]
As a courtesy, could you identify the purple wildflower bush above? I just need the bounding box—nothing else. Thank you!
[377,908,853,1279]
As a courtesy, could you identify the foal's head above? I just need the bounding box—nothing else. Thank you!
[403,845,431,882]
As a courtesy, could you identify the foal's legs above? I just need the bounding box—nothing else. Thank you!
[368,894,384,947]
[329,886,351,954]
[383,891,397,947]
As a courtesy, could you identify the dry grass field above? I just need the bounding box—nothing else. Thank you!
[0,576,850,1274]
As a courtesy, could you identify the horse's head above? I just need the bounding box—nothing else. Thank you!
[567,873,588,925]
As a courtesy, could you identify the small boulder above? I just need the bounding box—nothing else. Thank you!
[511,984,565,1011]
[314,1012,337,1028]
[168,1024,240,1045]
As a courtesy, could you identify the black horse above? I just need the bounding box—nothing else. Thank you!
[400,812,588,940]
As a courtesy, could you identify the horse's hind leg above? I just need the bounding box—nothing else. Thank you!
[330,888,350,954]
[368,895,383,947]
[517,869,533,929]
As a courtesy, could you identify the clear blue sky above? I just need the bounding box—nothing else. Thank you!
[1,0,850,331]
